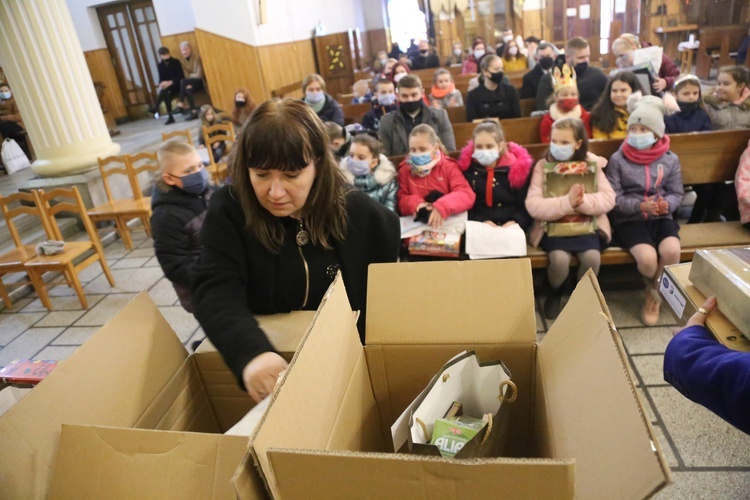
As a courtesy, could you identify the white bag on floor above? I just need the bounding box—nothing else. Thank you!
[1,138,31,174]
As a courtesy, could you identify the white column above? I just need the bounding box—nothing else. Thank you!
[0,0,120,177]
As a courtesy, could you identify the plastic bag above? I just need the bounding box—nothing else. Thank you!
[1,138,31,174]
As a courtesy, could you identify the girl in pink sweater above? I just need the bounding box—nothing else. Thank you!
[525,117,615,318]
[397,124,476,228]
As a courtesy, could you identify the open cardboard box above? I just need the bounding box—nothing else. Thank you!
[237,260,672,499]
[0,292,315,499]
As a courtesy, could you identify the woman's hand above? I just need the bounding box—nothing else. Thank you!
[673,296,717,336]
[242,352,289,403]
[652,78,667,93]
[568,183,585,208]
[484,220,498,227]
[415,202,429,214]
[428,208,444,228]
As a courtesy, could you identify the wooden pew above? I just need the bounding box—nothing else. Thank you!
[520,98,535,117]
[341,102,371,125]
[452,116,543,148]
[386,129,750,267]
[445,107,467,124]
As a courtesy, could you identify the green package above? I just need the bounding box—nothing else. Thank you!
[430,416,487,458]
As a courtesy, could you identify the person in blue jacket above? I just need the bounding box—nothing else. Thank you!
[664,296,750,435]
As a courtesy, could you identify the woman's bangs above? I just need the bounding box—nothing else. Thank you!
[246,122,315,171]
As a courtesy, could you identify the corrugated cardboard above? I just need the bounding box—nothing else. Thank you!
[0,292,315,499]
[241,260,671,499]
[660,263,750,352]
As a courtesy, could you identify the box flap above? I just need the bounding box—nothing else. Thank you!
[0,291,187,499]
[538,271,671,499]
[366,260,536,345]
[48,425,248,499]
[247,275,378,499]
[267,450,575,499]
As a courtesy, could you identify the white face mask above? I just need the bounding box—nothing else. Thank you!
[393,72,406,83]
[305,90,325,103]
[0,91,10,100]
[453,49,462,57]
[473,49,485,60]
[509,47,518,56]
[471,148,500,166]
[503,35,513,42]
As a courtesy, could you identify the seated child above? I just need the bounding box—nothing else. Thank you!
[606,96,684,326]
[526,117,615,319]
[457,120,533,229]
[351,79,373,104]
[325,121,351,162]
[428,69,464,109]
[539,64,591,143]
[198,104,226,163]
[397,124,475,229]
[703,65,750,131]
[340,134,398,211]
[363,79,398,132]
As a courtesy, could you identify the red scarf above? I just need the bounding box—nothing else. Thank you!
[484,150,517,207]
[621,135,671,164]
[431,82,456,99]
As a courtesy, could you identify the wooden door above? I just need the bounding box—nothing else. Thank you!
[548,0,602,60]
[313,32,355,100]
[97,1,162,111]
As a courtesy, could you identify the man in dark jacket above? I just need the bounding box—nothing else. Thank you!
[379,74,455,156]
[151,140,213,312]
[520,42,557,99]
[362,79,398,132]
[149,47,185,125]
[411,40,440,70]
[535,37,607,111]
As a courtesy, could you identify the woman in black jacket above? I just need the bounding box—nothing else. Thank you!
[465,54,521,122]
[302,73,345,126]
[192,99,400,402]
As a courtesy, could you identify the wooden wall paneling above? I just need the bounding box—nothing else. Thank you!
[257,39,317,100]
[313,32,355,102]
[194,28,266,113]
[84,49,128,120]
[160,31,198,61]
[366,29,388,64]
[522,8,545,40]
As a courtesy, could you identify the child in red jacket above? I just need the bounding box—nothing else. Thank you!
[397,124,476,228]
[539,64,591,143]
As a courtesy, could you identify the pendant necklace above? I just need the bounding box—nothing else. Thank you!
[296,219,310,246]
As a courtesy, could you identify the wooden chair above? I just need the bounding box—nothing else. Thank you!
[203,122,236,185]
[161,129,193,145]
[127,151,158,236]
[87,155,152,250]
[216,111,233,123]
[0,191,52,309]
[25,187,115,310]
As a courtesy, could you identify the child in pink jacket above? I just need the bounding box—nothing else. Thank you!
[526,117,615,319]
[397,124,476,228]
[735,138,750,231]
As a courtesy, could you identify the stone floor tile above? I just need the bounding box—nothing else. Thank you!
[148,278,179,306]
[650,386,750,467]
[651,424,680,468]
[0,297,34,314]
[654,471,750,500]
[0,312,47,345]
[22,294,104,312]
[158,306,200,343]
[602,290,677,328]
[34,345,79,362]
[636,386,658,424]
[136,238,154,249]
[34,310,86,328]
[618,326,675,355]
[74,294,137,327]
[83,267,162,294]
[0,327,65,365]
[630,354,666,386]
[143,256,161,267]
[76,262,106,282]
[111,257,151,269]
[125,247,155,259]
[52,326,101,346]
[185,328,206,350]
[101,240,130,259]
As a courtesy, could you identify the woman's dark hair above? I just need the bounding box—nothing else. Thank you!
[546,117,589,162]
[229,99,349,253]
[590,71,643,134]
[719,65,750,88]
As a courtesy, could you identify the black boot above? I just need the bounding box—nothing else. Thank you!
[165,115,175,125]
[544,281,565,320]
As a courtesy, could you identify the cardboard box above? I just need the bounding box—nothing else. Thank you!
[660,263,750,352]
[689,248,750,337]
[237,260,672,499]
[0,292,315,499]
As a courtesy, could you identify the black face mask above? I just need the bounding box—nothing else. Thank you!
[420,50,429,56]
[538,56,554,70]
[400,100,422,114]
[488,70,504,84]
[677,101,700,113]
[235,100,247,108]
[574,62,588,76]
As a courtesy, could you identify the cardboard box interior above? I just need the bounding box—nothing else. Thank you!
[243,260,671,500]
[0,292,314,500]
